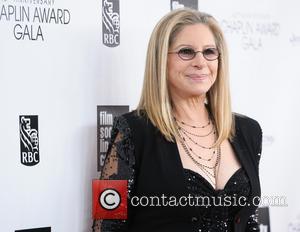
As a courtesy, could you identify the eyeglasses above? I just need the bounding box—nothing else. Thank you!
[168,47,220,61]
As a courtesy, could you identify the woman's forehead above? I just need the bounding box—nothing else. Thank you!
[171,24,216,48]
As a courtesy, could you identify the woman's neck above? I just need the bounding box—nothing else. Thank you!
[172,94,210,125]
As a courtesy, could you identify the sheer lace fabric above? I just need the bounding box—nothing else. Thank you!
[92,116,135,232]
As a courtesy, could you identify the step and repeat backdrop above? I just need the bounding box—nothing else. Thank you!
[1,0,300,231]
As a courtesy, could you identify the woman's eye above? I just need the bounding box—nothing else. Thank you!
[179,48,194,55]
[204,48,217,55]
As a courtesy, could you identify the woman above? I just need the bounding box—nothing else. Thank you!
[93,8,263,232]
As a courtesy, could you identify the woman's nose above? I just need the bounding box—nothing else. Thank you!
[191,52,206,68]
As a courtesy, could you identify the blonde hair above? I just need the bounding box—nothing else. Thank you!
[137,8,234,147]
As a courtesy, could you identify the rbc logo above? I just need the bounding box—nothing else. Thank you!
[21,152,39,163]
[102,0,120,47]
[19,115,40,166]
[103,33,119,45]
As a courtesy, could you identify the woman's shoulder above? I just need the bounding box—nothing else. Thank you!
[114,110,156,162]
[117,109,157,129]
[113,110,155,140]
[233,112,262,135]
[116,110,150,128]
[233,112,263,156]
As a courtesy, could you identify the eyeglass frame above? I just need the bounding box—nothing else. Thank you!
[168,47,220,61]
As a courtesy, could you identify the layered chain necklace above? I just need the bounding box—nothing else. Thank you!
[174,116,221,188]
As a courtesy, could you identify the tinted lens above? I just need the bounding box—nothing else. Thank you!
[203,48,219,60]
[178,48,195,60]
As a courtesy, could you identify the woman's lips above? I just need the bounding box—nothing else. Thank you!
[186,74,209,81]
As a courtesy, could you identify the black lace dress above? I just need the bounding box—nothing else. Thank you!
[92,116,260,232]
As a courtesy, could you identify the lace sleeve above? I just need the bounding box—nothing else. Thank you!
[92,116,136,232]
[246,209,260,231]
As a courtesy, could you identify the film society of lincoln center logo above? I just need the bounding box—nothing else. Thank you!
[19,115,39,166]
[97,106,129,171]
[102,0,120,47]
[98,110,113,170]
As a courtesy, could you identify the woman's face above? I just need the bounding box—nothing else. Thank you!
[167,23,219,99]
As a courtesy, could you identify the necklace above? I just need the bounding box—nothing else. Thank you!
[177,124,215,137]
[177,127,216,161]
[181,136,217,162]
[179,133,219,169]
[179,128,216,149]
[175,116,221,188]
[180,138,221,188]
[174,116,211,129]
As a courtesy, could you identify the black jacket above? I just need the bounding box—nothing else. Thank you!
[95,110,263,232]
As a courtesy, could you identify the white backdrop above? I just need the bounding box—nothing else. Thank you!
[1,0,299,231]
